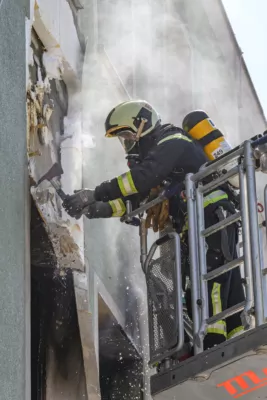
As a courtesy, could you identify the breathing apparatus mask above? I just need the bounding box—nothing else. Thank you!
[117,131,141,169]
[116,119,150,169]
[117,130,139,154]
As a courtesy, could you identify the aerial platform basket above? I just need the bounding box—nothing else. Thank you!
[122,135,267,399]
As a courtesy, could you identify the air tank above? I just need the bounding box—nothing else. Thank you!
[182,110,239,188]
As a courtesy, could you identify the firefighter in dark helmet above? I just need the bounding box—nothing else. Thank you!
[62,100,245,350]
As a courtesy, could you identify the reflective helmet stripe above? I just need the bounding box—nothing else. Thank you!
[105,125,131,137]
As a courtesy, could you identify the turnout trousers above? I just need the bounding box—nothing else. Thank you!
[185,202,245,350]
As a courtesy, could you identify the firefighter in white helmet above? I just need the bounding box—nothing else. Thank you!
[63,100,245,349]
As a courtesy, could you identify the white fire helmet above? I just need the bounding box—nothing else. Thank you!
[105,100,161,153]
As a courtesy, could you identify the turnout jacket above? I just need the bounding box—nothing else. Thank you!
[94,124,209,217]
[94,124,244,340]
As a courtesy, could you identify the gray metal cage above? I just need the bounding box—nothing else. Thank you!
[144,232,184,364]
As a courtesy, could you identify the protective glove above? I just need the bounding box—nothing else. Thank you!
[62,189,95,218]
[84,201,113,220]
[66,201,112,220]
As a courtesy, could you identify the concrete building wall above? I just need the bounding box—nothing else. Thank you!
[0,1,30,400]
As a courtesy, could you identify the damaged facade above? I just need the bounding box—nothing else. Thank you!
[27,0,143,399]
[0,0,266,400]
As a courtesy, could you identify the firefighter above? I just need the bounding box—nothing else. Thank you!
[62,99,244,349]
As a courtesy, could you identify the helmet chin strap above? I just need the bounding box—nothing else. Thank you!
[136,118,148,141]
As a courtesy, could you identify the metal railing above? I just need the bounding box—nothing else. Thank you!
[144,232,185,364]
[121,135,267,362]
[186,138,267,354]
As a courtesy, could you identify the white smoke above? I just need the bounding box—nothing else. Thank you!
[79,0,202,368]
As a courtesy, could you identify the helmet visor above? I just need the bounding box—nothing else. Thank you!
[117,130,137,153]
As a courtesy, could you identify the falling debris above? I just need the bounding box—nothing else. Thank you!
[31,184,84,271]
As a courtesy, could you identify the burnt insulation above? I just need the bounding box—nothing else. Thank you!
[31,199,85,398]
[31,266,86,398]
